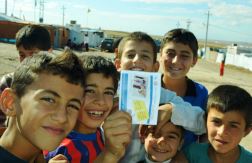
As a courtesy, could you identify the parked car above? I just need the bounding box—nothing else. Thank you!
[100,38,114,52]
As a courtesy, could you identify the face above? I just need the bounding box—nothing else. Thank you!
[77,73,115,133]
[144,122,183,162]
[159,42,197,79]
[207,108,249,154]
[116,40,159,72]
[14,73,84,151]
[17,45,40,62]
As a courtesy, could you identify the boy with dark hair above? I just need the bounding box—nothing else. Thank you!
[183,85,252,162]
[140,122,184,163]
[15,24,51,62]
[0,24,52,126]
[0,50,85,162]
[45,55,132,163]
[159,28,208,147]
[114,31,206,162]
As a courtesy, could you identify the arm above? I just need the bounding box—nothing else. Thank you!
[160,88,206,135]
[94,111,132,163]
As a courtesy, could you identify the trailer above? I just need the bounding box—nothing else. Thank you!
[81,28,104,48]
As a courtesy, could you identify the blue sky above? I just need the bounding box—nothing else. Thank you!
[1,0,252,43]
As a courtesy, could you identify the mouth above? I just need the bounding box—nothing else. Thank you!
[43,126,65,136]
[215,139,228,145]
[130,67,144,71]
[168,66,181,71]
[87,110,106,119]
[152,146,169,153]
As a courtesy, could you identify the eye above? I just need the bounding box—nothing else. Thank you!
[127,53,135,59]
[141,54,151,60]
[67,104,80,111]
[85,89,95,94]
[40,97,55,104]
[166,51,175,58]
[211,119,221,126]
[104,90,115,96]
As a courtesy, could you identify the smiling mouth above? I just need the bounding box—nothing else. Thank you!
[152,146,169,153]
[130,67,144,71]
[87,111,105,118]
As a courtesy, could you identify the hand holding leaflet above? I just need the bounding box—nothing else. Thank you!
[119,70,161,125]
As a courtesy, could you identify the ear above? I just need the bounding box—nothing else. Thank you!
[114,58,121,71]
[178,138,184,150]
[0,88,17,117]
[244,126,252,137]
[191,56,198,67]
[153,61,160,72]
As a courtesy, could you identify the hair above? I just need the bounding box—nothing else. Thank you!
[207,85,252,129]
[80,55,119,92]
[15,25,51,50]
[161,28,198,57]
[117,31,157,63]
[11,50,85,97]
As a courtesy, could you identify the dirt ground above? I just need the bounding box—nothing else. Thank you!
[0,42,252,152]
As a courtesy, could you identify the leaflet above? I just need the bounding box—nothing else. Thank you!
[119,70,161,125]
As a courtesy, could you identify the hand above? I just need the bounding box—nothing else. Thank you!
[48,154,69,163]
[155,104,173,135]
[102,111,132,161]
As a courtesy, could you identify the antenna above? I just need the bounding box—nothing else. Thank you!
[39,0,45,23]
[204,10,210,56]
[5,0,7,15]
[62,6,65,26]
[186,19,191,30]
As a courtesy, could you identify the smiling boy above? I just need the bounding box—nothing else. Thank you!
[0,50,85,162]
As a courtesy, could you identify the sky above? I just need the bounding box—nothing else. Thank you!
[1,0,252,43]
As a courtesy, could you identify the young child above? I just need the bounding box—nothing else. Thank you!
[0,24,51,126]
[159,28,208,147]
[140,122,184,163]
[183,85,252,163]
[0,50,85,162]
[44,55,132,163]
[114,31,206,162]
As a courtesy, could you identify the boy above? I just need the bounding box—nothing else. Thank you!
[183,85,252,162]
[44,55,132,163]
[0,50,85,162]
[114,31,206,162]
[159,28,208,147]
[0,24,51,126]
[140,122,184,163]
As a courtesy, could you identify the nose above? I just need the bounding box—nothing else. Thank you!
[156,136,167,146]
[132,54,140,63]
[94,93,105,106]
[51,104,67,123]
[171,56,178,64]
[217,125,228,136]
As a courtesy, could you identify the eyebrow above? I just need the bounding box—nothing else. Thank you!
[169,131,181,138]
[86,84,115,92]
[42,90,81,105]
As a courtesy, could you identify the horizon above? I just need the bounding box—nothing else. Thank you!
[1,0,252,44]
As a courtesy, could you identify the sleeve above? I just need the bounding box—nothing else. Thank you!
[160,88,206,135]
[45,146,70,162]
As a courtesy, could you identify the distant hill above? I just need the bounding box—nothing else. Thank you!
[102,29,251,49]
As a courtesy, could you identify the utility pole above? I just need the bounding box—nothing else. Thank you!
[186,19,191,30]
[5,0,7,15]
[39,0,45,23]
[62,6,65,26]
[204,10,210,56]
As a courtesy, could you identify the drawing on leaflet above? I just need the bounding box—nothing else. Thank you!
[133,100,149,121]
[132,75,147,97]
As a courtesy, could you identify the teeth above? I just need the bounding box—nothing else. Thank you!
[170,67,180,71]
[131,68,143,71]
[88,111,104,117]
[153,147,168,153]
